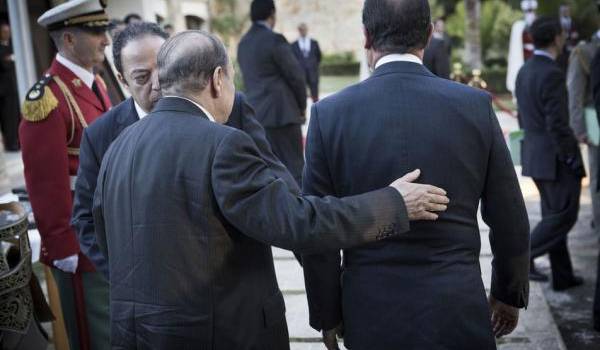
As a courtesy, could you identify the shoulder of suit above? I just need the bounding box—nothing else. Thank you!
[21,73,59,122]
[274,33,290,44]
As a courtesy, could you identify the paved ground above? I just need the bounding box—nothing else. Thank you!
[532,183,600,349]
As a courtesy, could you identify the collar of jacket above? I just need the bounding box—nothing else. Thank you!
[370,61,436,80]
[152,96,211,121]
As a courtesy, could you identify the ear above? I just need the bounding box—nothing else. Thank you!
[211,66,223,98]
[63,31,75,47]
[363,26,373,50]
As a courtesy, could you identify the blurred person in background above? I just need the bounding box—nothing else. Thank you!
[292,23,322,102]
[0,22,20,151]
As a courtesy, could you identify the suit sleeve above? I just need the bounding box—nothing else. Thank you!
[272,35,307,113]
[238,94,300,194]
[567,48,588,138]
[20,106,80,262]
[481,100,530,308]
[72,129,109,277]
[542,69,579,159]
[592,51,600,120]
[211,128,410,254]
[435,45,451,80]
[92,143,110,264]
[315,41,322,64]
[301,106,344,331]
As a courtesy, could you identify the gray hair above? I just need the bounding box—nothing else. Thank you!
[157,30,229,95]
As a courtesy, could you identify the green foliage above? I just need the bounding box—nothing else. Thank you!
[446,0,521,66]
[538,0,599,39]
[320,52,360,76]
[210,0,247,41]
[321,52,356,65]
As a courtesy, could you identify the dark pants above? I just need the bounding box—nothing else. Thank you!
[305,70,319,102]
[531,164,581,289]
[595,247,600,329]
[265,124,304,186]
[52,269,110,350]
[0,91,20,151]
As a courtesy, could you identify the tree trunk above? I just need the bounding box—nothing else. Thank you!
[464,0,482,70]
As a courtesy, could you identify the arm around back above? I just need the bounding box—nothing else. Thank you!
[211,128,409,254]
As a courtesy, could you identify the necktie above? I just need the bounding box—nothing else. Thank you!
[91,81,107,111]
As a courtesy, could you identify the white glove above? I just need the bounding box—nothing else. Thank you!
[53,254,79,274]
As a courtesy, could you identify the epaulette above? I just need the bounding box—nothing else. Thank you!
[22,74,58,122]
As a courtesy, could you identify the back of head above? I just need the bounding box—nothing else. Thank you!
[113,22,168,75]
[157,30,228,95]
[124,13,142,25]
[362,0,431,54]
[250,0,275,22]
[530,16,562,50]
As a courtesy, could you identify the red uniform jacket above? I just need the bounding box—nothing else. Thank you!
[20,58,111,272]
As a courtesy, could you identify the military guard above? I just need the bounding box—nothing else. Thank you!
[18,0,112,349]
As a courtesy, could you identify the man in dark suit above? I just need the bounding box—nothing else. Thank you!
[73,23,168,278]
[93,30,450,349]
[238,0,307,185]
[73,23,300,279]
[302,1,530,349]
[516,17,585,290]
[0,22,20,151]
[292,23,322,102]
[423,36,450,79]
[590,43,600,332]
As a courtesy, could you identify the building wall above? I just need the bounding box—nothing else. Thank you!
[275,0,364,58]
[106,0,208,31]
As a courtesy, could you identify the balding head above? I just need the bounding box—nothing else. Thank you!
[157,30,235,124]
[158,30,229,95]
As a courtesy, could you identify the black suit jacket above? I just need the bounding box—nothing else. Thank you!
[92,96,409,349]
[423,37,451,79]
[238,23,307,128]
[516,54,585,180]
[592,49,600,121]
[291,38,322,84]
[73,93,299,278]
[301,62,530,349]
[0,43,16,96]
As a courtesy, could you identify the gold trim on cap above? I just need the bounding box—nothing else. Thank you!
[64,13,109,27]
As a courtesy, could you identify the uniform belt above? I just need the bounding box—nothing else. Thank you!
[70,176,77,191]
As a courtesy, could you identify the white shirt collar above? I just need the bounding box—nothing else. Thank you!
[164,96,216,122]
[533,49,555,60]
[56,53,95,89]
[375,53,423,70]
[134,101,148,119]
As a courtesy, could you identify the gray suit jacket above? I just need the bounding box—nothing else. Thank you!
[567,36,600,138]
[92,96,409,349]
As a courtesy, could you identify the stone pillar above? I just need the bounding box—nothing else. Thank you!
[7,0,37,104]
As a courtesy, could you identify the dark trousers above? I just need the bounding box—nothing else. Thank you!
[531,164,581,289]
[595,248,600,329]
[0,91,20,151]
[305,70,319,102]
[52,269,110,350]
[265,124,304,186]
